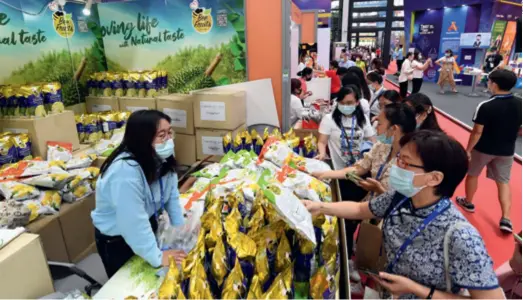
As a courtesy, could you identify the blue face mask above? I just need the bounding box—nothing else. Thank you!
[389,165,426,198]
[377,133,394,145]
[338,104,356,116]
[155,139,175,160]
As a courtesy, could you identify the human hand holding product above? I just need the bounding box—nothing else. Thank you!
[161,249,187,266]
[357,178,386,194]
[301,200,323,216]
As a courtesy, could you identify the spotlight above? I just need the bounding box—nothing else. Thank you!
[427,8,432,11]
[82,0,92,16]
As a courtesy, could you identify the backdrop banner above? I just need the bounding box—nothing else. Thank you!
[98,0,247,90]
[500,21,517,64]
[0,0,106,106]
[438,6,468,58]
[412,9,444,82]
[490,20,507,49]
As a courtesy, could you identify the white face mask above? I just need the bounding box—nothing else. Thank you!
[155,139,175,159]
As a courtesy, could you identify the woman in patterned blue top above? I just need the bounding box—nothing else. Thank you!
[303,130,503,299]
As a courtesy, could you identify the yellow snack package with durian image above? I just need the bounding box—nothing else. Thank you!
[39,190,62,212]
[60,180,93,203]
[275,234,292,273]
[41,82,64,114]
[221,258,245,299]
[0,181,40,201]
[188,259,214,299]
[211,237,228,286]
[246,274,263,299]
[158,256,184,299]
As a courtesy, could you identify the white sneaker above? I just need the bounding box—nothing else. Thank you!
[349,260,361,282]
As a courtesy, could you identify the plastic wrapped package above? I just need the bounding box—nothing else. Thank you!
[21,173,75,189]
[276,165,332,202]
[23,199,57,222]
[12,133,32,161]
[0,200,31,229]
[0,181,40,201]
[192,163,224,179]
[158,256,185,299]
[38,190,62,212]
[0,135,17,166]
[221,258,246,299]
[247,275,263,299]
[47,141,73,162]
[302,134,318,158]
[68,167,100,180]
[0,160,67,179]
[60,180,94,203]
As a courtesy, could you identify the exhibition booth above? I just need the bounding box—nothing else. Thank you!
[404,0,522,86]
[0,0,344,299]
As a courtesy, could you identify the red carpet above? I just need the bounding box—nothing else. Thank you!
[383,77,522,268]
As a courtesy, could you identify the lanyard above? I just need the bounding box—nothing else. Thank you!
[340,115,356,165]
[385,197,451,272]
[150,177,165,222]
[369,148,392,199]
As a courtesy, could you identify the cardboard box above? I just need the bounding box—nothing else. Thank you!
[86,96,119,113]
[94,156,107,168]
[59,194,96,263]
[196,124,245,162]
[25,215,69,262]
[156,94,195,135]
[175,133,196,166]
[0,111,80,158]
[119,97,157,112]
[0,233,54,298]
[193,91,246,130]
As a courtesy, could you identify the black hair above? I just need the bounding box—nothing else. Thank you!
[406,52,414,59]
[413,50,422,61]
[477,34,481,37]
[404,93,442,131]
[337,67,348,77]
[370,58,385,75]
[383,103,417,135]
[399,130,468,198]
[491,47,498,51]
[399,44,403,48]
[297,67,313,77]
[100,110,176,184]
[332,85,367,128]
[291,78,302,95]
[488,69,517,91]
[366,71,383,85]
[330,60,339,69]
[342,49,347,53]
[380,90,401,104]
[346,66,371,100]
[445,49,453,56]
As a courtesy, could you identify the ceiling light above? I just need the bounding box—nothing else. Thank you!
[82,0,92,16]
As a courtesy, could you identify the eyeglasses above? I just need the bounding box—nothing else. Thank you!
[155,128,174,142]
[396,155,424,170]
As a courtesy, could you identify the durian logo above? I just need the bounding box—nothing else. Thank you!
[191,7,213,34]
[52,11,75,38]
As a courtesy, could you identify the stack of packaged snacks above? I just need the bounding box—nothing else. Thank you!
[87,70,168,98]
[224,128,319,158]
[0,82,64,118]
[0,133,32,167]
[75,111,130,144]
[154,139,339,299]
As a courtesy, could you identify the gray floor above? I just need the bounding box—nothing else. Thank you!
[386,75,522,156]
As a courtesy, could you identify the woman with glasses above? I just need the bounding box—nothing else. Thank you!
[92,110,186,277]
[303,130,503,299]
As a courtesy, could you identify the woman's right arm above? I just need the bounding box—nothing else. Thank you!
[316,133,329,161]
[110,163,163,268]
[303,200,375,220]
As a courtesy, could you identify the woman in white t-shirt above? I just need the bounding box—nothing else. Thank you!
[398,52,414,99]
[342,71,371,119]
[411,51,432,94]
[289,78,305,126]
[317,85,375,170]
[435,49,458,94]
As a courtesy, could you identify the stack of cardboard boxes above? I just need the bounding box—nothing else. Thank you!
[86,90,247,165]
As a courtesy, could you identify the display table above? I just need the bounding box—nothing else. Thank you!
[462,68,487,97]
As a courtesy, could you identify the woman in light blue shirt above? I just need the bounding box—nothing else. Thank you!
[92,110,185,277]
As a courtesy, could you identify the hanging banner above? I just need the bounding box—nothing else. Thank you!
[412,9,444,82]
[500,21,517,63]
[490,20,507,49]
[0,0,107,106]
[438,6,468,58]
[98,0,247,88]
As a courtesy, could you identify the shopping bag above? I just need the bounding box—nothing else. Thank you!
[355,221,387,272]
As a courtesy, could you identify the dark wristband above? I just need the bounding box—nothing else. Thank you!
[426,286,436,299]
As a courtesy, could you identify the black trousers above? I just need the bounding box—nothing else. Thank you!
[412,78,423,94]
[338,177,369,259]
[399,81,409,99]
[95,214,159,278]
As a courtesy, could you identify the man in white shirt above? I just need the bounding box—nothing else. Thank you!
[366,71,386,119]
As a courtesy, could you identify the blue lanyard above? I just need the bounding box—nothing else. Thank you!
[369,148,392,199]
[341,115,356,165]
[385,197,451,273]
[150,177,165,221]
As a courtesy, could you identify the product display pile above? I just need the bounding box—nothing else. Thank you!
[0,133,33,166]
[155,132,339,299]
[75,111,130,156]
[0,82,65,117]
[0,142,100,229]
[88,71,168,98]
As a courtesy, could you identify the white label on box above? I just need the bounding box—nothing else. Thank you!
[3,128,28,134]
[200,101,226,121]
[92,104,111,112]
[201,136,224,156]
[163,108,187,128]
[127,106,149,113]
